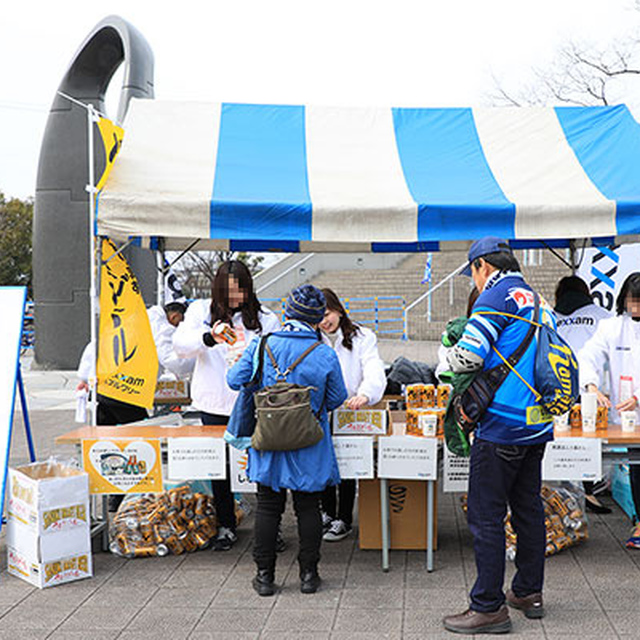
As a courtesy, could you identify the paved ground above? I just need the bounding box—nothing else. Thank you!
[2,356,639,639]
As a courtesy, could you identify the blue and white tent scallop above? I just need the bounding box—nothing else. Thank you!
[97,100,640,252]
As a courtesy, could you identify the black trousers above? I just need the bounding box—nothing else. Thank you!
[321,479,356,526]
[200,412,236,531]
[630,465,640,522]
[254,483,322,573]
[467,438,547,613]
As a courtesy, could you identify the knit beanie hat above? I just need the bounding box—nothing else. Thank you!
[285,285,326,325]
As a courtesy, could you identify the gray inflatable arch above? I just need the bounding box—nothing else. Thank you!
[34,15,156,369]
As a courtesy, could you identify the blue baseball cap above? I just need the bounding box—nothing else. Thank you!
[462,237,512,276]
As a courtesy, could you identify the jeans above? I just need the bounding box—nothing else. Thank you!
[467,438,547,612]
[200,412,236,531]
[254,484,323,573]
[321,480,356,526]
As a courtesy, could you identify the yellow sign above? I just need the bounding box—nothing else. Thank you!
[96,117,124,191]
[81,438,163,494]
[98,238,158,408]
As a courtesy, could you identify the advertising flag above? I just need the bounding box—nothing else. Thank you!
[95,117,124,192]
[97,238,158,408]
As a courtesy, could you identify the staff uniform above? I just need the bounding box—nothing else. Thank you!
[173,299,280,536]
[227,321,347,577]
[556,303,611,356]
[147,305,195,380]
[320,327,386,536]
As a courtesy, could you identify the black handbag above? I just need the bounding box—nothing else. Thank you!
[452,294,539,436]
[226,335,270,438]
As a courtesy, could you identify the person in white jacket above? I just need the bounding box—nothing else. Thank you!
[578,272,640,548]
[173,260,281,550]
[147,302,195,380]
[554,276,612,514]
[318,288,387,541]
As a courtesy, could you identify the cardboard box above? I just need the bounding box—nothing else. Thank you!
[358,478,437,550]
[333,401,388,435]
[6,462,92,588]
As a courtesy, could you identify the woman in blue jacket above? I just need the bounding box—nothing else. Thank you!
[227,285,347,597]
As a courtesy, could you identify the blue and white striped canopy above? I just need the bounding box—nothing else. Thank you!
[98,99,640,252]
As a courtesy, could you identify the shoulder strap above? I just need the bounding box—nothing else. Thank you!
[265,341,321,381]
[483,292,540,391]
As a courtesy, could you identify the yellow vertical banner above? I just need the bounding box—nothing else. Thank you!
[97,238,158,408]
[95,117,124,191]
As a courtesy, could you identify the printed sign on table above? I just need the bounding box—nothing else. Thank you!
[229,447,256,493]
[542,438,602,482]
[332,437,374,479]
[82,438,163,494]
[167,438,226,481]
[443,445,470,492]
[378,436,437,480]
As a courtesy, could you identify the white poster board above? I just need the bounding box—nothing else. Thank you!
[378,436,438,480]
[443,445,470,493]
[542,438,602,482]
[332,437,374,479]
[0,287,26,533]
[229,446,257,493]
[167,437,226,480]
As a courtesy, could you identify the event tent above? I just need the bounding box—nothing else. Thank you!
[97,100,640,252]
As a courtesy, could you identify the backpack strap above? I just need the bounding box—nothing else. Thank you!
[265,341,321,381]
[249,334,271,385]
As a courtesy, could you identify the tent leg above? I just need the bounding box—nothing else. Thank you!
[16,367,36,463]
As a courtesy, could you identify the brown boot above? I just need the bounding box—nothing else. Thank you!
[443,605,511,634]
[506,589,544,619]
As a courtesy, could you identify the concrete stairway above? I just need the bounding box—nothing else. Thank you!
[262,249,571,341]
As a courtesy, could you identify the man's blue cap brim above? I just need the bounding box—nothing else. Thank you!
[461,263,472,277]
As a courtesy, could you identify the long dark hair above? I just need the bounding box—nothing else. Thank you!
[322,288,361,351]
[616,272,640,316]
[210,260,262,331]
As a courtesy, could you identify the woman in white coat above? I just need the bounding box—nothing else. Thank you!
[173,260,281,550]
[319,288,387,541]
[579,272,640,548]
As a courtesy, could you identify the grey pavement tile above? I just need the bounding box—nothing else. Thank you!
[264,608,336,633]
[126,606,204,633]
[591,585,640,611]
[148,586,218,608]
[0,632,49,640]
[606,610,640,636]
[333,608,402,634]
[339,587,402,609]
[273,588,341,610]
[47,632,116,640]
[120,631,191,640]
[331,634,402,640]
[404,587,469,609]
[18,581,99,608]
[0,604,73,630]
[405,569,466,589]
[194,608,270,633]
[541,608,617,637]
[543,588,601,611]
[210,587,277,609]
[83,584,159,608]
[162,570,228,589]
[188,634,258,640]
[261,633,331,640]
[343,570,404,589]
[55,604,143,631]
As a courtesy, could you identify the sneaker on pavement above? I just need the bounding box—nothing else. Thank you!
[443,605,511,634]
[323,519,352,542]
[321,511,332,533]
[212,526,237,551]
[626,523,640,549]
[506,589,544,619]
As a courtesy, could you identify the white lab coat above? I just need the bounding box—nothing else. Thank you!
[172,298,280,415]
[322,326,386,406]
[578,314,640,425]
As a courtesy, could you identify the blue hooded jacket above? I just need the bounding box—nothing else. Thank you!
[226,322,348,492]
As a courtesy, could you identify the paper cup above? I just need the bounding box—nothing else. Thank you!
[581,392,598,433]
[553,412,570,432]
[418,413,438,437]
[621,410,637,433]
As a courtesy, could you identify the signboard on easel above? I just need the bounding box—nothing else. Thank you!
[0,287,28,532]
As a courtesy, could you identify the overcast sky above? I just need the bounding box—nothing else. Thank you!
[1,0,639,200]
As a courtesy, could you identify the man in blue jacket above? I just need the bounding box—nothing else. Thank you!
[443,238,554,634]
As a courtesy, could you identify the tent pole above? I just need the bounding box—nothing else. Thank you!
[157,239,166,307]
[87,103,99,427]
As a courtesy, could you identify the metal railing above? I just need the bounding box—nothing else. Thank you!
[262,295,407,338]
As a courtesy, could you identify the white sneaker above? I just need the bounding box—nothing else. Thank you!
[323,519,352,542]
[321,511,333,533]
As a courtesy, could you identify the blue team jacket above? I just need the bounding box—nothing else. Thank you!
[226,324,348,492]
[457,272,556,446]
